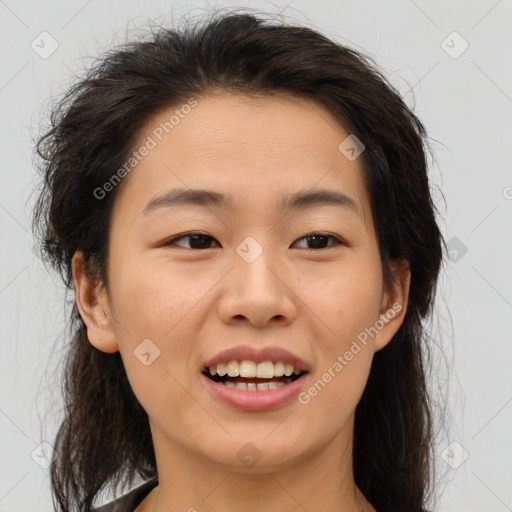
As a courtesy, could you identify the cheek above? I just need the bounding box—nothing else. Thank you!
[107,256,202,401]
[108,252,203,338]
[305,262,382,344]
[295,343,373,449]
[303,268,380,418]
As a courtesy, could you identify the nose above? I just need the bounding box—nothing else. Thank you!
[216,242,298,328]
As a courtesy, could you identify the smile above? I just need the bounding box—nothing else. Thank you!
[201,360,309,411]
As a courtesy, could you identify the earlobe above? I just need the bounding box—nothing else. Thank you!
[71,251,119,353]
[374,259,411,352]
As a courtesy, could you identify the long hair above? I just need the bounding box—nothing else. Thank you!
[32,10,447,512]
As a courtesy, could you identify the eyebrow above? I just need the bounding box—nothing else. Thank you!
[142,187,361,216]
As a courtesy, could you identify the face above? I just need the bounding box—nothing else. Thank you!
[74,91,409,474]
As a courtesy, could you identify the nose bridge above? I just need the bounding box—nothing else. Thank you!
[234,234,282,294]
[217,234,297,326]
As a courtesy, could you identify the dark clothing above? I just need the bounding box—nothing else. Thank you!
[92,477,158,512]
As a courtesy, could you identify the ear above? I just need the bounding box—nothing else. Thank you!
[373,258,411,353]
[71,251,119,353]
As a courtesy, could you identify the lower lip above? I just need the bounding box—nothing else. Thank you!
[200,373,308,412]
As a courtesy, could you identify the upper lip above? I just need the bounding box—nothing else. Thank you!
[202,345,310,373]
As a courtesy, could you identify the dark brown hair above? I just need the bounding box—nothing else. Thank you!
[32,9,448,512]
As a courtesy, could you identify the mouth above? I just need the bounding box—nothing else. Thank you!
[200,347,311,411]
[200,365,309,411]
[202,360,308,391]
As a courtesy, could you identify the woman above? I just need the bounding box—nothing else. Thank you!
[32,9,447,512]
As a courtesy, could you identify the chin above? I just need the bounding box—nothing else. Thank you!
[195,434,310,473]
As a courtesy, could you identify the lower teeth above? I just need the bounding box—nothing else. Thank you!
[222,379,292,391]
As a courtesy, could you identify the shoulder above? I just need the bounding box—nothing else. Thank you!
[91,477,159,512]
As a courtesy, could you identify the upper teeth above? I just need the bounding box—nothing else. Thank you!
[208,360,301,378]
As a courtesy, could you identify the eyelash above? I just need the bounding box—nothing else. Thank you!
[162,231,347,250]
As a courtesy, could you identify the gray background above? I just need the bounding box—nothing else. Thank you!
[1,0,511,510]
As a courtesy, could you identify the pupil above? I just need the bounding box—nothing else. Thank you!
[190,234,210,249]
[309,235,327,249]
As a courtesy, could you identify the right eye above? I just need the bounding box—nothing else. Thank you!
[161,232,221,250]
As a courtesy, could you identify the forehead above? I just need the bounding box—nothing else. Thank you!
[139,91,348,161]
[115,91,370,225]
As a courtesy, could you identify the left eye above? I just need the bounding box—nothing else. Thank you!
[162,232,345,250]
[292,233,345,250]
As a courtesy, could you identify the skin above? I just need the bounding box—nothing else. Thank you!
[72,91,410,512]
